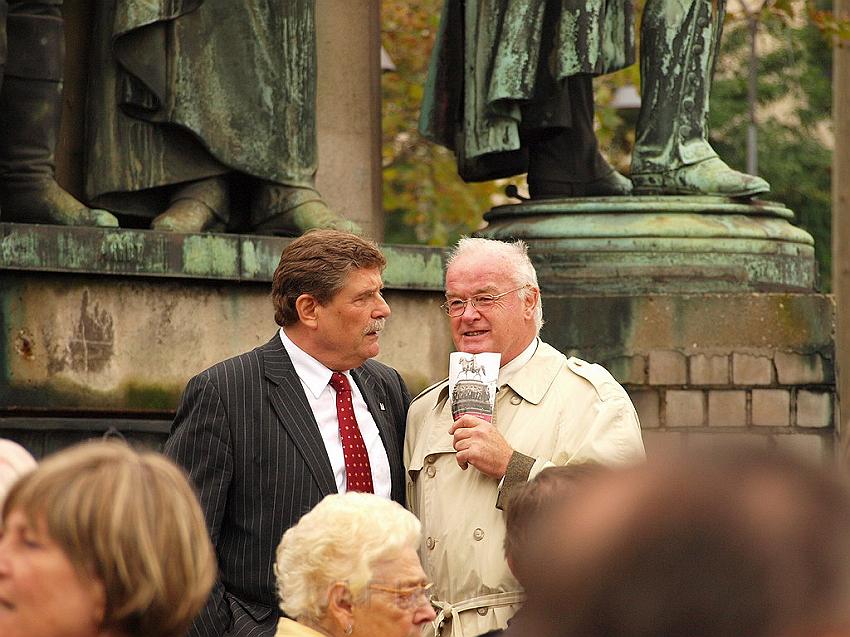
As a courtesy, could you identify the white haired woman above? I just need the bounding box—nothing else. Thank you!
[275,492,437,637]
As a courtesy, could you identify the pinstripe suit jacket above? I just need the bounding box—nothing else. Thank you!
[164,334,410,637]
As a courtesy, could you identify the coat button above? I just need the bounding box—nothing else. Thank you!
[426,465,436,478]
[425,455,436,465]
[510,395,521,405]
[426,537,435,550]
[473,528,484,541]
[477,607,489,616]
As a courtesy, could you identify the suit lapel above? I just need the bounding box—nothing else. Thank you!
[352,366,404,497]
[262,336,337,498]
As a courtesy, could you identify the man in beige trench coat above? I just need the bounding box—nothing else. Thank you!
[404,237,646,637]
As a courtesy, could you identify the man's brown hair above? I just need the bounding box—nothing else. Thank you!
[271,229,386,327]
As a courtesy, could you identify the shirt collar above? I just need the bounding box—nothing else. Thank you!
[279,327,338,398]
[497,338,539,388]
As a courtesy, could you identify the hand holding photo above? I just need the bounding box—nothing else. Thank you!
[449,352,500,422]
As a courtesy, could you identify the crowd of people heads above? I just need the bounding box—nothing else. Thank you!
[510,446,850,637]
[4,437,850,637]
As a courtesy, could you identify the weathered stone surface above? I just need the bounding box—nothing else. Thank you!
[707,390,747,427]
[630,390,660,429]
[751,389,791,427]
[0,223,446,288]
[0,228,452,412]
[665,390,704,428]
[732,353,773,386]
[604,355,646,384]
[774,351,827,385]
[648,350,687,385]
[689,354,729,385]
[544,293,833,361]
[796,390,834,428]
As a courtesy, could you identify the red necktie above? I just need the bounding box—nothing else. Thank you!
[330,372,374,493]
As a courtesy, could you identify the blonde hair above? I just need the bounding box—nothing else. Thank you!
[447,237,544,333]
[2,441,216,637]
[275,492,421,620]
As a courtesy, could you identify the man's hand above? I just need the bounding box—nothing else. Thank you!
[449,414,513,479]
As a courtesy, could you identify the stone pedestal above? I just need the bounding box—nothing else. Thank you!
[481,197,834,460]
[0,223,450,456]
[480,196,816,293]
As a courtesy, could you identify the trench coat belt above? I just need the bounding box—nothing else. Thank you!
[431,590,527,637]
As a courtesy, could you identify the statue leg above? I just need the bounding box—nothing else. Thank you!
[631,0,769,197]
[0,4,117,226]
[150,176,229,233]
[248,183,361,237]
[526,74,632,198]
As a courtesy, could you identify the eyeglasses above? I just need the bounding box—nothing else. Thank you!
[368,582,433,610]
[440,285,530,317]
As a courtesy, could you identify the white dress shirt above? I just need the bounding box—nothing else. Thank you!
[279,327,392,498]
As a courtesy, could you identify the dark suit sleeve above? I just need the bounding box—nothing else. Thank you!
[164,372,233,637]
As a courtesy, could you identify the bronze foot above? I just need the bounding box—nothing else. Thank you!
[632,157,770,198]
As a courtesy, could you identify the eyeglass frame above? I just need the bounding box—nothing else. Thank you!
[367,582,434,610]
[440,284,531,317]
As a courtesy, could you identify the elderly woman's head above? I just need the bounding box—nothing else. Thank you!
[276,492,436,637]
[0,440,216,637]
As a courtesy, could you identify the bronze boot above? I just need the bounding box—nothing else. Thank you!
[632,0,769,197]
[0,13,117,226]
[249,183,360,236]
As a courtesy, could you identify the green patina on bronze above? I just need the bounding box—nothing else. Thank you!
[181,235,240,278]
[0,223,447,288]
[477,196,816,294]
[85,0,318,222]
[381,246,446,291]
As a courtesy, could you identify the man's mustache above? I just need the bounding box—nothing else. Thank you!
[364,318,386,335]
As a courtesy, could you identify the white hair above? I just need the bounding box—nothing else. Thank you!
[275,492,422,621]
[446,237,544,333]
[0,439,36,507]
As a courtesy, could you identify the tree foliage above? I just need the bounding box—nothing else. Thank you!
[381,0,500,246]
[709,0,833,289]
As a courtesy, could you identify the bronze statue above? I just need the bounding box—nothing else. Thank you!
[420,0,769,199]
[0,1,117,227]
[84,0,357,235]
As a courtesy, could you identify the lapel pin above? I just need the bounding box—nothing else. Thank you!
[379,402,386,411]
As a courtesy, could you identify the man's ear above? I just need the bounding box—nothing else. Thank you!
[295,294,321,328]
[523,287,540,319]
[325,582,355,630]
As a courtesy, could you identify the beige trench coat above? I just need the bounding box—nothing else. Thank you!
[405,341,645,637]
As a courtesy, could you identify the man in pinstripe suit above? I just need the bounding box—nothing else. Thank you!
[164,230,411,637]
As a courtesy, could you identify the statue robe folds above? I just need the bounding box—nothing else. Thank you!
[419,0,635,182]
[85,0,317,220]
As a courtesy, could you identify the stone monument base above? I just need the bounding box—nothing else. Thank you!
[478,196,816,293]
[0,223,451,456]
[482,196,834,461]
